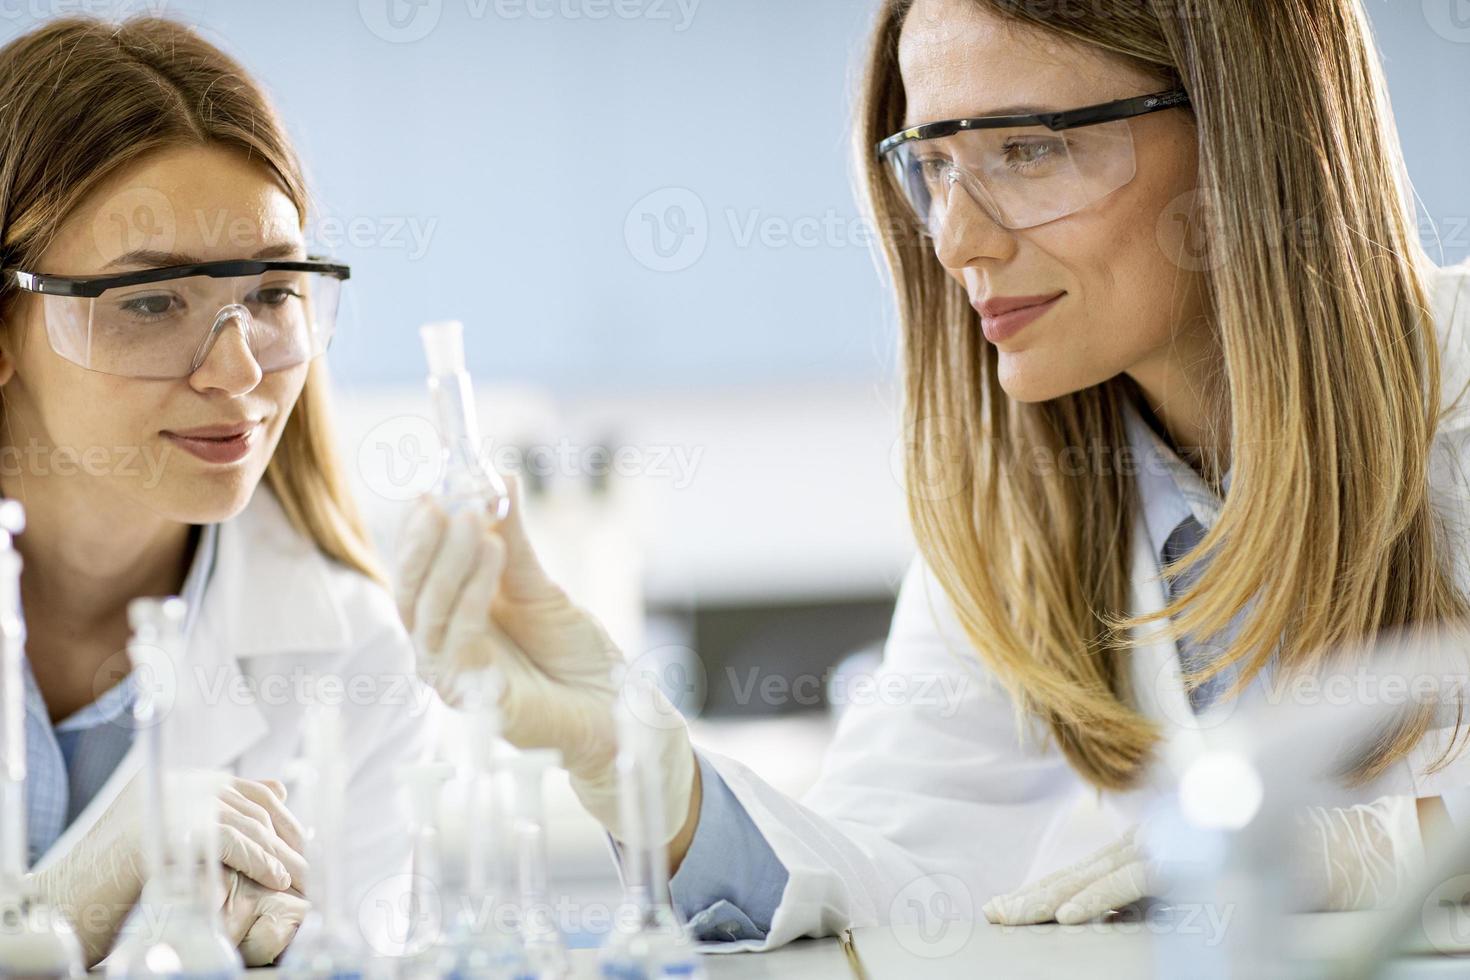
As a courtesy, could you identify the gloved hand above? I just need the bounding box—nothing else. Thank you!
[1292,795,1426,911]
[982,824,1156,926]
[33,770,308,965]
[983,796,1428,926]
[219,870,309,966]
[394,475,697,845]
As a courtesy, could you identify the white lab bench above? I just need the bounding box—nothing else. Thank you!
[229,913,1470,977]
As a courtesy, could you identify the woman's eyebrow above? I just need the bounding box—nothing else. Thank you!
[102,241,304,269]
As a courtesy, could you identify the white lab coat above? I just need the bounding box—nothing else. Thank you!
[702,256,1470,950]
[33,484,436,952]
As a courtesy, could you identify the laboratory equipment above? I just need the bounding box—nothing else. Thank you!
[419,320,510,520]
[598,674,703,980]
[0,499,84,979]
[504,749,567,980]
[397,761,455,972]
[430,670,531,980]
[107,597,242,980]
[9,257,349,380]
[279,700,375,980]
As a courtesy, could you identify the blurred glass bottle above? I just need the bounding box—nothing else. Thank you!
[0,500,84,979]
[107,598,241,980]
[599,670,702,980]
[419,320,510,520]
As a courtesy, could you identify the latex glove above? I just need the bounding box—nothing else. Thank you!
[33,770,308,965]
[219,870,309,966]
[394,475,696,844]
[983,825,1156,926]
[1292,795,1426,911]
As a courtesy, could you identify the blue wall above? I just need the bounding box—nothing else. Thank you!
[2,0,1465,392]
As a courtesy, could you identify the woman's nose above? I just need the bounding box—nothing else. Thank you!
[188,312,264,395]
[930,180,1016,270]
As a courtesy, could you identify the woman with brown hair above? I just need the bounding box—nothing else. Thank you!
[398,0,1470,951]
[0,17,431,964]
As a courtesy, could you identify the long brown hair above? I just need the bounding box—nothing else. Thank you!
[857,0,1469,789]
[0,16,382,583]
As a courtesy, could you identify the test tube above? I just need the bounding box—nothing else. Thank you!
[504,749,568,980]
[431,669,530,980]
[279,700,372,980]
[107,598,241,980]
[0,500,84,978]
[396,761,454,974]
[598,673,703,980]
[419,320,510,520]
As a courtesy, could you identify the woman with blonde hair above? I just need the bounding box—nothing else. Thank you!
[0,16,430,964]
[398,0,1470,948]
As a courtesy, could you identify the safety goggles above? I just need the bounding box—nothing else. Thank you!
[5,257,350,380]
[876,89,1192,234]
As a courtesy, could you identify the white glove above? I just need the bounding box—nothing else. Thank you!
[1292,795,1426,911]
[983,796,1427,926]
[394,475,697,845]
[33,770,308,965]
[219,870,309,966]
[983,824,1156,926]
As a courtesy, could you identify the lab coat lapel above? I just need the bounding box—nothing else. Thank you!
[34,486,350,869]
[173,485,352,767]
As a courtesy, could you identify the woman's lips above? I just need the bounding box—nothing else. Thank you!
[160,423,259,464]
[976,292,1066,344]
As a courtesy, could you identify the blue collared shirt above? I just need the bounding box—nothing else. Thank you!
[668,398,1241,941]
[23,522,218,865]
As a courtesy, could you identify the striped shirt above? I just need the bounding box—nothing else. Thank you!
[23,522,218,865]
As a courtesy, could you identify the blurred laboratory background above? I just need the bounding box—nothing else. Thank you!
[4,0,1469,941]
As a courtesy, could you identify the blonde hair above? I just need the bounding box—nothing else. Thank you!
[0,16,382,583]
[857,0,1469,789]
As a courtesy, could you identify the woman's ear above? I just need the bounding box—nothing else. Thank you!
[0,343,15,386]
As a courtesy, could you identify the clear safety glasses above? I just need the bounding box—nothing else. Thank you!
[876,89,1192,234]
[5,257,349,380]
